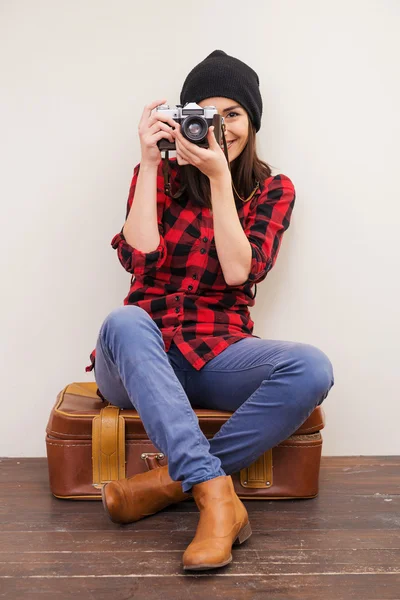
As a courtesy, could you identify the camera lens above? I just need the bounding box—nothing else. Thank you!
[188,122,202,136]
[182,116,208,142]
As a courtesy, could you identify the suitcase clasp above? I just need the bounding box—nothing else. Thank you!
[240,450,273,488]
[141,452,165,471]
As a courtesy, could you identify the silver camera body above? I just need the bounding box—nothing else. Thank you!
[156,102,224,151]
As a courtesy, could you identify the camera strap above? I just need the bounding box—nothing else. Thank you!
[162,153,172,196]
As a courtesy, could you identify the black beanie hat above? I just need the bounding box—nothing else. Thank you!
[180,50,263,132]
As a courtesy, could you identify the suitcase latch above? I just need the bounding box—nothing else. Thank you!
[141,452,165,471]
[240,450,273,488]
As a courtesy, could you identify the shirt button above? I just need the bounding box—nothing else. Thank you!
[175,307,179,313]
[200,248,206,254]
[192,273,197,279]
[203,237,208,243]
[175,295,179,301]
[188,284,193,291]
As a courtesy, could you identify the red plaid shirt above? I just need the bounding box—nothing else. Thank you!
[86,158,295,373]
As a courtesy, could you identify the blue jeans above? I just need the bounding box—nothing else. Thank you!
[94,306,335,493]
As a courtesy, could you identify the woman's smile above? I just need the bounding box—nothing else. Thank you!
[220,139,236,150]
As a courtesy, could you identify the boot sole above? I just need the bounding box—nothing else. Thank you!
[183,521,252,571]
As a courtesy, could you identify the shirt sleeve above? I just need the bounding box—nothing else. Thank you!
[242,174,296,286]
[110,161,168,277]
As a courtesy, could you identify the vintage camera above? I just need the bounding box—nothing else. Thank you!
[156,102,224,151]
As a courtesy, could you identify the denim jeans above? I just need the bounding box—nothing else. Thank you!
[93,305,335,493]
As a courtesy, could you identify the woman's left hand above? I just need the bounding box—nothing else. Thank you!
[173,124,230,181]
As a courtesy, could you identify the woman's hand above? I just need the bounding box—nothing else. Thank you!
[173,124,230,181]
[138,99,177,168]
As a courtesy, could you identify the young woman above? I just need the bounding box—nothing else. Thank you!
[86,50,335,571]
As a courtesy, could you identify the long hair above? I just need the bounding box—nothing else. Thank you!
[170,116,273,208]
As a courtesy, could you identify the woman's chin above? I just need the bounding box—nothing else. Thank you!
[229,152,240,164]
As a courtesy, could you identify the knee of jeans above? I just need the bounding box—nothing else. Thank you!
[99,305,150,339]
[301,344,335,399]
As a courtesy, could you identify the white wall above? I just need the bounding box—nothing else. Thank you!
[1,0,399,456]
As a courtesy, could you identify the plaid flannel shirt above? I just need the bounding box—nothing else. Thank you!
[86,158,295,373]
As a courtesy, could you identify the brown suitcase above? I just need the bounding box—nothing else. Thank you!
[45,382,325,500]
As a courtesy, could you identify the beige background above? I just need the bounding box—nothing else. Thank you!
[1,0,399,456]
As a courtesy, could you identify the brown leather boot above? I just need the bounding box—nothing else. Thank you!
[101,465,191,524]
[182,475,252,570]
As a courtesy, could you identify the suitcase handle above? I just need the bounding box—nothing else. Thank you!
[141,452,165,471]
[92,406,126,488]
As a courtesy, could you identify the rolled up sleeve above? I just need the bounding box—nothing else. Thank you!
[111,228,167,276]
[243,174,296,286]
[111,161,168,277]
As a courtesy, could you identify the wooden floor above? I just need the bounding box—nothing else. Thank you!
[0,457,399,600]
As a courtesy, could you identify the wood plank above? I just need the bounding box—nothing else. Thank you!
[0,548,399,577]
[1,574,400,600]
[0,529,399,553]
[1,496,399,532]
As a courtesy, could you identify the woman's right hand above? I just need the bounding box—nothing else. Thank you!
[138,99,177,167]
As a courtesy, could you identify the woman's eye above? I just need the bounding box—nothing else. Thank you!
[227,112,239,118]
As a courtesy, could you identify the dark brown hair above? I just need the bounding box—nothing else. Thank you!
[169,116,273,208]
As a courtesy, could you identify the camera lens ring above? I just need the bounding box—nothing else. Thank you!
[182,115,208,142]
